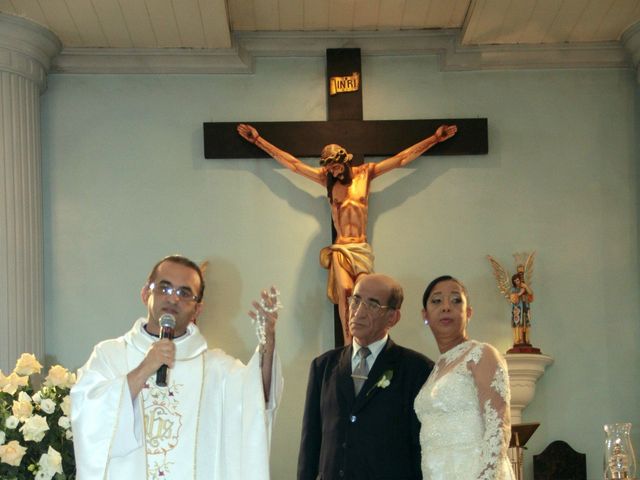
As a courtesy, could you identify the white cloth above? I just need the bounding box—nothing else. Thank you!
[414,340,515,480]
[71,318,283,480]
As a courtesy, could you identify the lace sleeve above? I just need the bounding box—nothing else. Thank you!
[470,343,512,480]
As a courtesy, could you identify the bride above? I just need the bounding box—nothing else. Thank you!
[414,275,515,480]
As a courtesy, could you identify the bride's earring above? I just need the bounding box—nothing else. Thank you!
[423,318,429,326]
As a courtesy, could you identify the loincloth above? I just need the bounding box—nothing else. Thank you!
[319,242,374,304]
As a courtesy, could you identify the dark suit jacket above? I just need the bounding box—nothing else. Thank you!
[297,338,434,480]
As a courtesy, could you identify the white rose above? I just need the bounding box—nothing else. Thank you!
[19,414,49,442]
[11,391,33,421]
[32,391,42,403]
[18,391,31,401]
[65,429,73,440]
[38,446,63,477]
[40,398,56,415]
[57,416,71,429]
[13,353,42,376]
[0,439,27,466]
[5,416,19,429]
[35,471,52,480]
[44,365,75,388]
[0,430,5,445]
[60,395,71,416]
[2,372,28,395]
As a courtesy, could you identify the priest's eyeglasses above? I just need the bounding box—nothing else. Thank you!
[347,295,393,314]
[149,282,199,302]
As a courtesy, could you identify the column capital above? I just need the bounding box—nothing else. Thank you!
[622,21,640,84]
[0,12,61,90]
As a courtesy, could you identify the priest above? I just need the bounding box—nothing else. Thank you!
[71,255,283,479]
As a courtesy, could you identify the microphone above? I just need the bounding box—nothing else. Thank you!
[156,313,176,387]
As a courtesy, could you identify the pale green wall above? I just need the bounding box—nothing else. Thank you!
[41,55,640,478]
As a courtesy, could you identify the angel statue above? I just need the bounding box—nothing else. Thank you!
[487,252,539,353]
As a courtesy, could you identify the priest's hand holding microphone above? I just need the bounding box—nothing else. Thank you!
[126,313,178,399]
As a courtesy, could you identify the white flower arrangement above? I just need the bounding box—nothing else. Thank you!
[0,353,76,479]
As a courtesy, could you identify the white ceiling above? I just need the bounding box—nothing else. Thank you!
[2,0,640,73]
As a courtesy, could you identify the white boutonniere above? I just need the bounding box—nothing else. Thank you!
[366,369,394,396]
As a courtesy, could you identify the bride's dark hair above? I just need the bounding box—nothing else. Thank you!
[422,275,469,308]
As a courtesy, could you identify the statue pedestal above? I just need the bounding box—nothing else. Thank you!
[505,352,554,424]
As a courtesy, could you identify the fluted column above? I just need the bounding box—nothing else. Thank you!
[0,13,60,372]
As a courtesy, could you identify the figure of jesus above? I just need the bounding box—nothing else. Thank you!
[238,123,457,343]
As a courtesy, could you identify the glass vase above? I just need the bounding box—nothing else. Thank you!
[604,423,637,479]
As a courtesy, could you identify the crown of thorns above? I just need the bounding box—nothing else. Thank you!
[319,144,353,166]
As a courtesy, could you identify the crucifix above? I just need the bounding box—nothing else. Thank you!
[204,49,488,347]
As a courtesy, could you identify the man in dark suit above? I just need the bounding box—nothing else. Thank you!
[298,273,434,480]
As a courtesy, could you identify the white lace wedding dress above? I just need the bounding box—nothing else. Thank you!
[414,340,515,480]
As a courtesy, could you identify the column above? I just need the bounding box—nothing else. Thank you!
[0,13,60,372]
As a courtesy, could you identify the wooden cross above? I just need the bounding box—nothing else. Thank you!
[203,48,488,346]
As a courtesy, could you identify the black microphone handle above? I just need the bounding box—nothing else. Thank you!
[156,324,174,387]
[156,364,168,387]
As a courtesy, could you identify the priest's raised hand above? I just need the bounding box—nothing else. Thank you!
[249,286,283,401]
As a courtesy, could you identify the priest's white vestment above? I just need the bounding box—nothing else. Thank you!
[71,318,283,480]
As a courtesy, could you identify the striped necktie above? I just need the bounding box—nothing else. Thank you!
[352,347,371,396]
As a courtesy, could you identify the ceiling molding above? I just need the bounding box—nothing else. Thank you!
[51,29,633,75]
[52,46,252,74]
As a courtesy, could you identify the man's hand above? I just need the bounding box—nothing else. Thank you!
[237,123,260,144]
[127,339,175,399]
[249,284,278,344]
[435,124,457,143]
[144,339,176,371]
[248,286,281,402]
